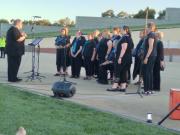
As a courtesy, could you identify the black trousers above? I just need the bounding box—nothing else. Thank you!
[71,55,82,77]
[153,61,161,91]
[93,59,99,76]
[127,64,131,81]
[84,57,94,76]
[56,49,66,72]
[0,47,5,58]
[99,64,114,83]
[7,55,22,81]
[143,56,156,92]
[114,61,130,83]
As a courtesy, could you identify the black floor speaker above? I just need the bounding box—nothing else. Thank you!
[52,81,76,98]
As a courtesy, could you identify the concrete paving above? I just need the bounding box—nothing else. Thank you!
[0,52,180,132]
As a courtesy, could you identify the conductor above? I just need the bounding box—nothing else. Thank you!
[6,19,27,82]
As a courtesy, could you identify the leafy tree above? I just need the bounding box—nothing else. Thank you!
[58,17,73,27]
[0,19,9,24]
[35,19,51,26]
[117,11,128,18]
[23,20,33,25]
[102,10,115,17]
[157,10,166,19]
[134,8,156,19]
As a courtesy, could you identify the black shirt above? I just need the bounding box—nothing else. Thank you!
[6,26,25,56]
[144,32,157,57]
[156,40,164,61]
[116,35,132,63]
[97,38,110,63]
[82,40,96,58]
[55,35,70,47]
[112,35,121,42]
[71,36,86,55]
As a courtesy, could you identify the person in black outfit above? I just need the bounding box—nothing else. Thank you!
[143,22,157,95]
[108,26,133,92]
[82,33,96,80]
[96,29,113,84]
[132,31,145,84]
[6,19,27,82]
[126,28,134,84]
[92,30,100,78]
[99,44,115,84]
[153,31,165,91]
[54,28,70,76]
[110,27,121,80]
[70,31,86,78]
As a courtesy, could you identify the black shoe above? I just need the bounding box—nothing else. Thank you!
[97,80,108,85]
[74,76,80,79]
[54,73,60,76]
[8,78,22,82]
[16,78,22,82]
[118,89,126,92]
[70,76,75,78]
[8,80,17,82]
[107,88,119,92]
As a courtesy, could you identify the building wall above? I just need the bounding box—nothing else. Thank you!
[166,8,180,21]
[76,8,180,29]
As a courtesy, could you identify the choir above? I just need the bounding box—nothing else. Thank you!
[55,22,165,95]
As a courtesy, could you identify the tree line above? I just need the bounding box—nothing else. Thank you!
[0,8,166,26]
[102,8,166,19]
[0,17,75,27]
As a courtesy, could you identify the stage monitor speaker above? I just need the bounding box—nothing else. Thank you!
[52,81,76,98]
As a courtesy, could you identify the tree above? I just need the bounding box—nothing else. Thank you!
[58,17,72,27]
[0,19,9,24]
[52,22,60,26]
[102,10,115,17]
[117,11,128,18]
[69,21,75,27]
[35,19,51,26]
[23,20,33,25]
[157,10,166,20]
[133,8,156,19]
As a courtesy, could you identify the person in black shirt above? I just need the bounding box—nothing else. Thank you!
[54,28,70,76]
[153,31,165,91]
[133,30,145,84]
[112,27,121,44]
[107,26,132,92]
[99,43,116,84]
[6,19,27,82]
[70,31,86,78]
[82,33,96,80]
[110,27,122,80]
[143,22,157,95]
[96,29,113,84]
[92,30,100,78]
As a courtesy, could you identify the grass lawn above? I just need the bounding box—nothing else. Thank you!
[0,85,179,135]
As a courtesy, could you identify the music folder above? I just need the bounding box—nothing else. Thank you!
[28,38,43,46]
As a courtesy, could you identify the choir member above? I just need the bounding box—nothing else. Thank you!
[82,33,96,80]
[143,22,157,95]
[107,26,133,92]
[96,29,113,84]
[70,31,86,78]
[153,31,165,91]
[54,28,70,76]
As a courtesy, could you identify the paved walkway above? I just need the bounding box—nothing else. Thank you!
[0,53,180,132]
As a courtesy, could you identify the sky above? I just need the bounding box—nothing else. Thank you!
[0,0,180,22]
